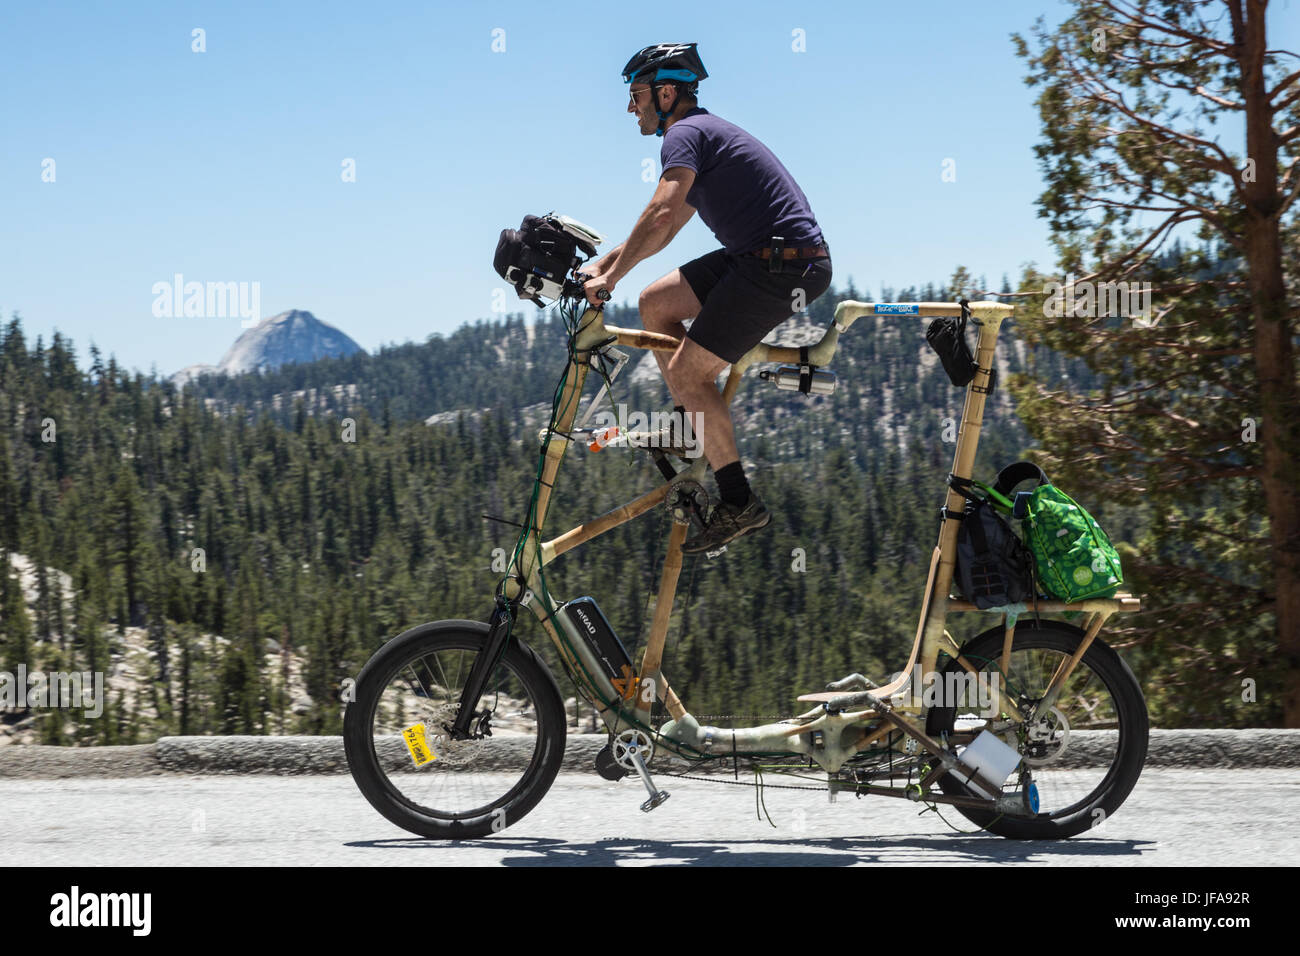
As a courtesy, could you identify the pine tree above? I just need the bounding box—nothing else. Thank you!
[1011,0,1299,724]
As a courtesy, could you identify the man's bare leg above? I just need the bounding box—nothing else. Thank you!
[667,338,735,470]
[666,336,770,553]
[634,269,774,552]
[638,270,703,408]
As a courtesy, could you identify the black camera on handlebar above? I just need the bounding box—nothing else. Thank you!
[493,212,604,307]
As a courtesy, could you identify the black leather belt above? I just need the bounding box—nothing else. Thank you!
[747,242,830,260]
[746,236,829,273]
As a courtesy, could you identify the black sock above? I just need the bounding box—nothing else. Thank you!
[715,460,750,507]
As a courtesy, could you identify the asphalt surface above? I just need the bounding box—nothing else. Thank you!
[6,768,1297,866]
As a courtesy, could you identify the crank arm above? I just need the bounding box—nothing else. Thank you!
[627,747,670,812]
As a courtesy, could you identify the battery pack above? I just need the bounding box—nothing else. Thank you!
[559,597,632,682]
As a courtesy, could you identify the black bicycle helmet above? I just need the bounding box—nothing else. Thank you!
[622,42,707,136]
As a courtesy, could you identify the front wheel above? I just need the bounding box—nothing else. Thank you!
[925,619,1148,839]
[344,620,567,839]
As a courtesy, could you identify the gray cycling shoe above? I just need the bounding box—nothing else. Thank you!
[681,492,771,554]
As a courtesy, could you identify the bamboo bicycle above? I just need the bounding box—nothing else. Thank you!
[343,271,1148,841]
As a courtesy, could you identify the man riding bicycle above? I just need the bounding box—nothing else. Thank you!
[581,42,833,555]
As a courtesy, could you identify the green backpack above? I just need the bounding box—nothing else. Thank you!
[974,462,1124,604]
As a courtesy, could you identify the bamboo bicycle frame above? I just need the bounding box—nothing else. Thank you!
[500,299,1141,794]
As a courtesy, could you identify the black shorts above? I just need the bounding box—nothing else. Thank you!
[678,248,833,364]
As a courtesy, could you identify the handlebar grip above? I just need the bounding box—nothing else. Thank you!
[565,273,609,303]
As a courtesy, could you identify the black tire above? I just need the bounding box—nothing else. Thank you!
[343,619,566,839]
[924,619,1148,839]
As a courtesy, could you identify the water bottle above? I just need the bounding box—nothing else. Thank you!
[758,364,837,395]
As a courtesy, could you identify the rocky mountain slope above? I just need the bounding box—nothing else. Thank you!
[170,310,363,386]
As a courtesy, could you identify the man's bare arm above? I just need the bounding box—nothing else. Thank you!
[656,197,697,252]
[585,243,623,276]
[587,198,694,275]
[595,168,696,283]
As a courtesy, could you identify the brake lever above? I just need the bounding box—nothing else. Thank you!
[571,271,611,302]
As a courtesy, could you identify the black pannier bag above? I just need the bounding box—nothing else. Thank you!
[947,474,1036,609]
[494,213,598,306]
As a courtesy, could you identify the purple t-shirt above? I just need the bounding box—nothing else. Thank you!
[660,107,823,255]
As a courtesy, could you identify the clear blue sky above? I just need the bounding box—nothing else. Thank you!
[2,0,1292,375]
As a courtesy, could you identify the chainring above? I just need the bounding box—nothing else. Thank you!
[664,479,710,531]
[612,729,656,770]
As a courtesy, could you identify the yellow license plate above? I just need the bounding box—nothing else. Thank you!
[402,723,436,767]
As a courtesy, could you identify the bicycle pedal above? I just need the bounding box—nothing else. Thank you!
[615,731,671,811]
[627,750,670,811]
[641,790,671,812]
[704,544,728,559]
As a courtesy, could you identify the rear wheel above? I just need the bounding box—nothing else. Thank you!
[343,620,566,839]
[925,619,1148,839]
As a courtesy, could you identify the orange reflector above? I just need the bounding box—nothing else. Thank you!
[589,426,619,452]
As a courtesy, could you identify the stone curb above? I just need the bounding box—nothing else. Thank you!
[1,729,1298,779]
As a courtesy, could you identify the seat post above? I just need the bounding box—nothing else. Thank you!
[919,304,1009,677]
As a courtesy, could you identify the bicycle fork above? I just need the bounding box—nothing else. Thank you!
[448,598,514,740]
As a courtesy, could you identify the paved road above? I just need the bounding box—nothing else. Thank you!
[6,769,1297,866]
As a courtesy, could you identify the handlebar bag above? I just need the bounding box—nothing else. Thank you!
[493,214,597,302]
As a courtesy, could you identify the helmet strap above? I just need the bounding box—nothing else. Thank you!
[652,82,680,137]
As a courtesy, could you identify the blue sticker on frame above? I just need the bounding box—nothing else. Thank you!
[874,304,920,314]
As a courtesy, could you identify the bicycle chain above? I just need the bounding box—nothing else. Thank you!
[639,721,995,841]
[658,770,831,791]
[654,715,800,722]
[642,711,942,793]
[655,747,924,793]
[644,712,816,790]
[643,711,919,792]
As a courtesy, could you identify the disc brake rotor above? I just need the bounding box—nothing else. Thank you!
[1021,705,1070,767]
